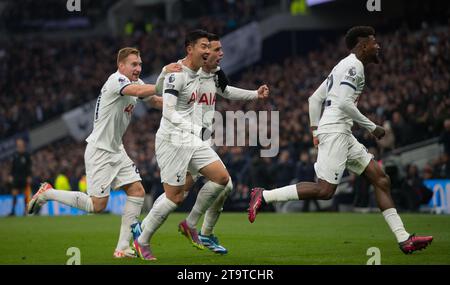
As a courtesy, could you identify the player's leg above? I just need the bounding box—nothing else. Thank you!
[113,181,145,258]
[201,177,233,236]
[135,182,185,260]
[141,174,193,229]
[177,159,228,249]
[135,141,193,260]
[134,138,200,259]
[184,149,230,234]
[362,160,433,253]
[10,188,19,216]
[248,133,345,222]
[28,145,115,215]
[111,150,145,258]
[28,182,99,214]
[198,177,233,254]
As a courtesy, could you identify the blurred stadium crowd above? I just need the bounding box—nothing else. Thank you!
[0,9,449,211]
[0,1,260,138]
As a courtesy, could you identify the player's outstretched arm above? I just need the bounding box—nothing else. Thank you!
[121,84,157,98]
[308,79,327,146]
[141,95,163,110]
[221,84,269,101]
[216,68,268,101]
[308,79,327,128]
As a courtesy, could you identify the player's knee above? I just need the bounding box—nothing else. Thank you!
[124,182,145,197]
[224,178,233,195]
[316,180,336,200]
[134,185,145,197]
[318,190,334,200]
[166,192,185,205]
[91,197,107,213]
[172,196,184,205]
[92,203,106,213]
[318,185,336,200]
[377,173,391,190]
[216,175,230,187]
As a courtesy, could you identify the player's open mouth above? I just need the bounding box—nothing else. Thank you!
[202,54,209,61]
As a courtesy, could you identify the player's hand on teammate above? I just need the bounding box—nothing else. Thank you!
[164,63,182,73]
[313,136,319,148]
[149,95,163,110]
[257,85,269,99]
[371,125,386,140]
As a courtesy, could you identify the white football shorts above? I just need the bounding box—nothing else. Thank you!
[314,133,373,184]
[84,143,141,198]
[155,136,221,186]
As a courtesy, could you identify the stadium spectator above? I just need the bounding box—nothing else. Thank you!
[0,24,448,213]
[54,173,71,191]
[439,119,450,178]
[274,150,295,188]
[9,138,32,216]
[398,164,433,211]
[294,150,321,212]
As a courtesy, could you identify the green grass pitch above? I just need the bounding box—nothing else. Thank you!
[0,212,449,265]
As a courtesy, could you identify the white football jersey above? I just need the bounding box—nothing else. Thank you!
[155,65,258,142]
[156,62,201,139]
[86,71,143,152]
[317,53,371,135]
[192,68,258,134]
[197,69,218,132]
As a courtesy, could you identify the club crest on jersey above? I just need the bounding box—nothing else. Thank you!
[344,67,357,82]
[187,92,216,105]
[348,67,356,76]
[118,77,127,86]
[169,74,175,83]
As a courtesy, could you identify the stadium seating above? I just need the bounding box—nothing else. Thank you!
[1,24,448,213]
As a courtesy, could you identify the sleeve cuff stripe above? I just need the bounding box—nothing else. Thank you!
[340,82,357,91]
[119,83,132,96]
[165,89,179,97]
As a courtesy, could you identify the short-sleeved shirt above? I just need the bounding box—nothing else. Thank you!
[318,53,365,135]
[86,71,143,153]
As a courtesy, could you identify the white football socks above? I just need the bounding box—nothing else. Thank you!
[138,196,177,246]
[116,196,144,251]
[201,179,233,236]
[262,184,299,203]
[186,181,226,229]
[382,208,410,243]
[142,191,188,229]
[43,189,94,212]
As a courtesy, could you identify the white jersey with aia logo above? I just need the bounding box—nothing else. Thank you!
[86,71,144,153]
[155,66,257,142]
[156,62,201,142]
